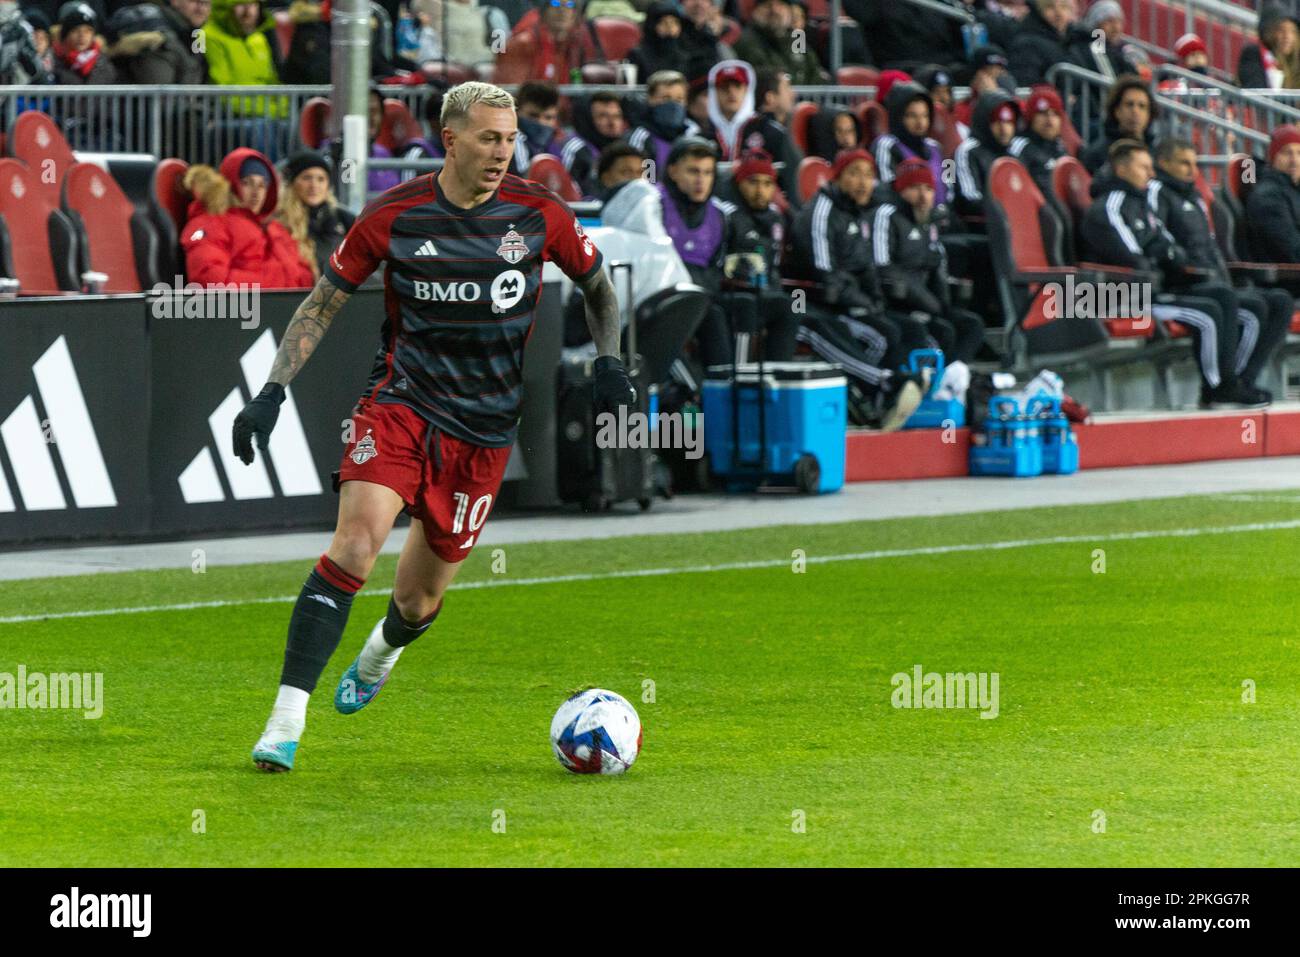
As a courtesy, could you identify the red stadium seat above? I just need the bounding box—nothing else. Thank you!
[1052,156,1092,260]
[1059,108,1082,159]
[836,66,879,88]
[0,158,80,294]
[151,158,190,281]
[9,111,77,207]
[274,9,294,58]
[855,100,887,148]
[62,162,158,293]
[928,100,963,160]
[378,98,420,152]
[796,155,831,202]
[790,101,818,155]
[1225,152,1253,203]
[591,16,641,62]
[527,154,582,202]
[299,97,332,149]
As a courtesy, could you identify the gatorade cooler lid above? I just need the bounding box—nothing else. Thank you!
[704,362,846,382]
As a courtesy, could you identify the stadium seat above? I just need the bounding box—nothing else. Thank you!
[0,158,80,294]
[527,154,582,202]
[796,156,831,202]
[928,100,963,160]
[9,111,77,207]
[591,16,641,62]
[299,97,332,150]
[790,101,818,155]
[151,158,190,282]
[836,66,879,88]
[378,98,420,152]
[61,162,159,294]
[1051,156,1092,263]
[855,100,888,147]
[630,283,710,387]
[274,9,294,58]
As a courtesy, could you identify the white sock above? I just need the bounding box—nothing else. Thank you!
[357,627,404,685]
[264,684,309,739]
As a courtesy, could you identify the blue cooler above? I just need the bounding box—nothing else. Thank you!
[703,361,847,494]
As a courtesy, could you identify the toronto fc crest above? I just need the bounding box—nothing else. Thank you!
[497,227,528,264]
[350,429,378,465]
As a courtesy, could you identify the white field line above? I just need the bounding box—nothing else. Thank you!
[3,518,1299,626]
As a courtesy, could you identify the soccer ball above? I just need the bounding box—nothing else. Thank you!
[550,688,642,775]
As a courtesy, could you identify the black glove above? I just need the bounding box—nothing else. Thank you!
[232,383,286,465]
[593,355,636,413]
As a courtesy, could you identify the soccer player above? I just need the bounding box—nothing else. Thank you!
[236,82,636,772]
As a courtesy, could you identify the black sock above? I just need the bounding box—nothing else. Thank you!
[382,595,442,648]
[280,554,365,693]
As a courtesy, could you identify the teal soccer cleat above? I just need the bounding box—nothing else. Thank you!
[334,620,396,715]
[252,729,299,773]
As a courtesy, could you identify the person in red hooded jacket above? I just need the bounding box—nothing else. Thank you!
[180,146,316,288]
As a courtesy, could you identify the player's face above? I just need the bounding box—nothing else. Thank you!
[293,168,330,206]
[901,182,934,218]
[902,99,930,137]
[1030,111,1061,140]
[602,154,644,188]
[1158,147,1197,184]
[669,156,715,202]
[837,159,875,206]
[239,174,268,214]
[591,101,625,138]
[446,103,518,196]
[1116,151,1153,190]
[738,173,775,210]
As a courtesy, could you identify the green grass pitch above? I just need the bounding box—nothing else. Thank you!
[2,490,1299,867]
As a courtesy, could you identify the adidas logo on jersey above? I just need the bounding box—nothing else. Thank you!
[414,240,438,257]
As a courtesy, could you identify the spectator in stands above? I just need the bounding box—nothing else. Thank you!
[513,79,565,171]
[106,2,205,83]
[1071,1,1141,79]
[410,0,511,67]
[1246,125,1300,275]
[22,7,55,74]
[914,65,954,113]
[656,135,735,367]
[957,0,1021,52]
[52,1,117,83]
[281,0,329,83]
[845,0,963,73]
[952,45,1010,131]
[593,140,646,201]
[686,73,714,138]
[181,146,315,288]
[872,157,984,365]
[678,0,734,78]
[1238,1,1300,91]
[787,148,930,429]
[1079,74,1156,175]
[1150,137,1288,402]
[151,0,209,82]
[563,91,626,197]
[1007,0,1081,87]
[719,148,798,361]
[274,150,356,278]
[1081,139,1263,408]
[737,67,801,207]
[628,0,690,80]
[203,0,279,89]
[364,87,402,192]
[875,80,947,208]
[627,69,698,173]
[953,89,1020,222]
[705,59,754,160]
[807,107,860,161]
[1172,33,1209,75]
[0,2,51,83]
[421,86,447,157]
[733,0,824,86]
[1008,83,1067,194]
[493,0,602,85]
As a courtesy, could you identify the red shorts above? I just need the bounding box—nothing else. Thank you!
[334,400,511,562]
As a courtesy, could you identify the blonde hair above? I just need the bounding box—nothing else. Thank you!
[273,176,339,282]
[440,81,516,130]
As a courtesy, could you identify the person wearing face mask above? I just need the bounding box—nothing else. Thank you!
[628,0,690,79]
[626,70,700,173]
[952,89,1021,223]
[787,149,931,430]
[511,79,566,172]
[562,91,626,197]
[733,0,825,85]
[1079,75,1158,175]
[274,150,356,277]
[181,147,316,288]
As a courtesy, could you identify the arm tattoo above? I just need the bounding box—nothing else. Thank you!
[578,268,621,358]
[267,275,352,386]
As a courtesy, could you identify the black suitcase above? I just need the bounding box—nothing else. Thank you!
[556,260,658,512]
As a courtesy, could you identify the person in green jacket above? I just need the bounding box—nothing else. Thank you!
[732,0,826,86]
[203,0,286,117]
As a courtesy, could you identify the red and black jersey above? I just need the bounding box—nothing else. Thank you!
[327,172,604,447]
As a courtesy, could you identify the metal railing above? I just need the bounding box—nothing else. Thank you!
[1124,0,1256,78]
[1156,63,1300,143]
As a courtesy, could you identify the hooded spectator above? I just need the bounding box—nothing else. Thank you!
[1238,1,1300,90]
[52,1,116,83]
[952,89,1020,220]
[203,0,280,99]
[733,0,825,85]
[706,59,755,160]
[914,64,954,112]
[493,0,603,84]
[628,0,690,79]
[874,80,947,207]
[181,146,315,288]
[1079,74,1157,174]
[106,2,204,83]
[512,79,566,172]
[274,150,356,277]
[807,107,861,161]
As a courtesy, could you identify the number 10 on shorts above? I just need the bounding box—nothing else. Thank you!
[452,492,493,549]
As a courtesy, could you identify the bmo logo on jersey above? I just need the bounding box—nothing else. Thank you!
[410,269,527,312]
